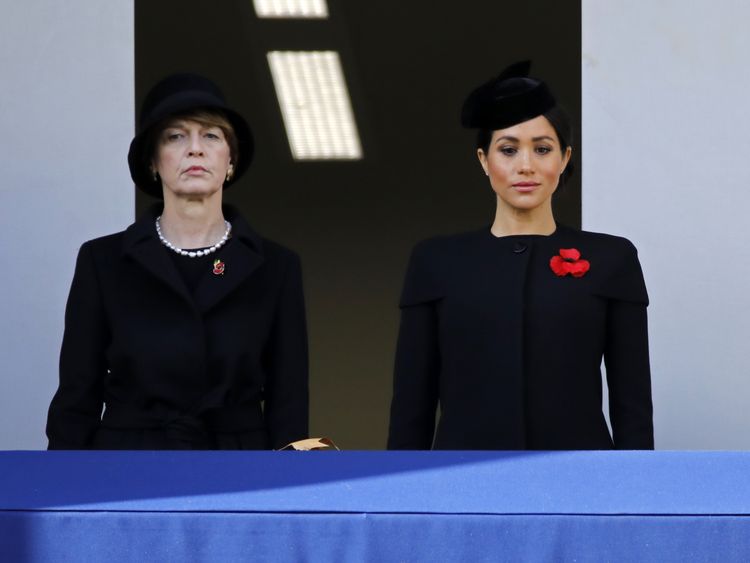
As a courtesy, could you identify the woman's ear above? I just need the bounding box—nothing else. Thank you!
[561,146,572,174]
[477,149,489,177]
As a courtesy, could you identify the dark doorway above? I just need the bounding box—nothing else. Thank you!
[135,0,581,448]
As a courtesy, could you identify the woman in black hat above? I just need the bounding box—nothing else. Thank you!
[46,74,309,450]
[387,62,653,450]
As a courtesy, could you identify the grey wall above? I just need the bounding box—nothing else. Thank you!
[0,1,134,449]
[583,0,750,448]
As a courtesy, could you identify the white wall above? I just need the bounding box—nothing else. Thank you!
[0,1,134,449]
[583,1,750,448]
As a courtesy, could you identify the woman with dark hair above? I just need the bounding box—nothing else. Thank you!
[388,62,653,450]
[47,74,309,450]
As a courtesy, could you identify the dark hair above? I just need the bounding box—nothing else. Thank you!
[476,105,574,186]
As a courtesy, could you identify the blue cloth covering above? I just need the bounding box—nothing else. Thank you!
[1,451,749,561]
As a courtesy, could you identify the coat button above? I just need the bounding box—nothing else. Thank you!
[513,242,527,254]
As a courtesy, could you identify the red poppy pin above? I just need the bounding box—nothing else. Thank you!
[550,248,590,278]
[212,259,226,276]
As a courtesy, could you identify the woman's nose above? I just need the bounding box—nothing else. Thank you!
[187,133,204,156]
[517,150,533,173]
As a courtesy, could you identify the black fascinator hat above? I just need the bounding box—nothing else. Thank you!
[460,61,556,130]
[128,73,254,197]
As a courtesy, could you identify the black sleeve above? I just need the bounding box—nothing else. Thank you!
[46,243,107,449]
[263,252,309,449]
[387,245,440,449]
[603,242,654,449]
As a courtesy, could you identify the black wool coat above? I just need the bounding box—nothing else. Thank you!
[387,225,654,450]
[47,205,308,450]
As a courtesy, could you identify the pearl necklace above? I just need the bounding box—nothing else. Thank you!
[155,216,232,257]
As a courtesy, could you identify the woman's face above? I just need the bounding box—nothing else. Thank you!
[477,115,571,213]
[152,119,232,200]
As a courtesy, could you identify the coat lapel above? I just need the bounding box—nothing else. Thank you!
[122,205,265,315]
[193,207,265,314]
[122,208,194,308]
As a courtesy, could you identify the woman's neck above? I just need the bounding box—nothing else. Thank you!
[159,195,227,249]
[490,199,556,237]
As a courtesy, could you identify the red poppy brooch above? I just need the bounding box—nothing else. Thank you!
[213,259,226,276]
[550,248,590,278]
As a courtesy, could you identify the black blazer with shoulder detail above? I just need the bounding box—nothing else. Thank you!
[387,225,653,450]
[47,205,308,450]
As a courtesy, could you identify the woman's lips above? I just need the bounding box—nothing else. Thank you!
[512,181,540,192]
[185,166,207,174]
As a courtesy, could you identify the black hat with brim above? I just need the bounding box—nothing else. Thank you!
[128,73,254,198]
[460,61,556,130]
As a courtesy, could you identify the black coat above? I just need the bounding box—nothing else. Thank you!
[387,225,653,450]
[47,206,308,450]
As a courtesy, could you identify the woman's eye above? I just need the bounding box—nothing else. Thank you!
[205,132,220,140]
[166,132,184,142]
[535,146,553,155]
[499,146,517,156]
